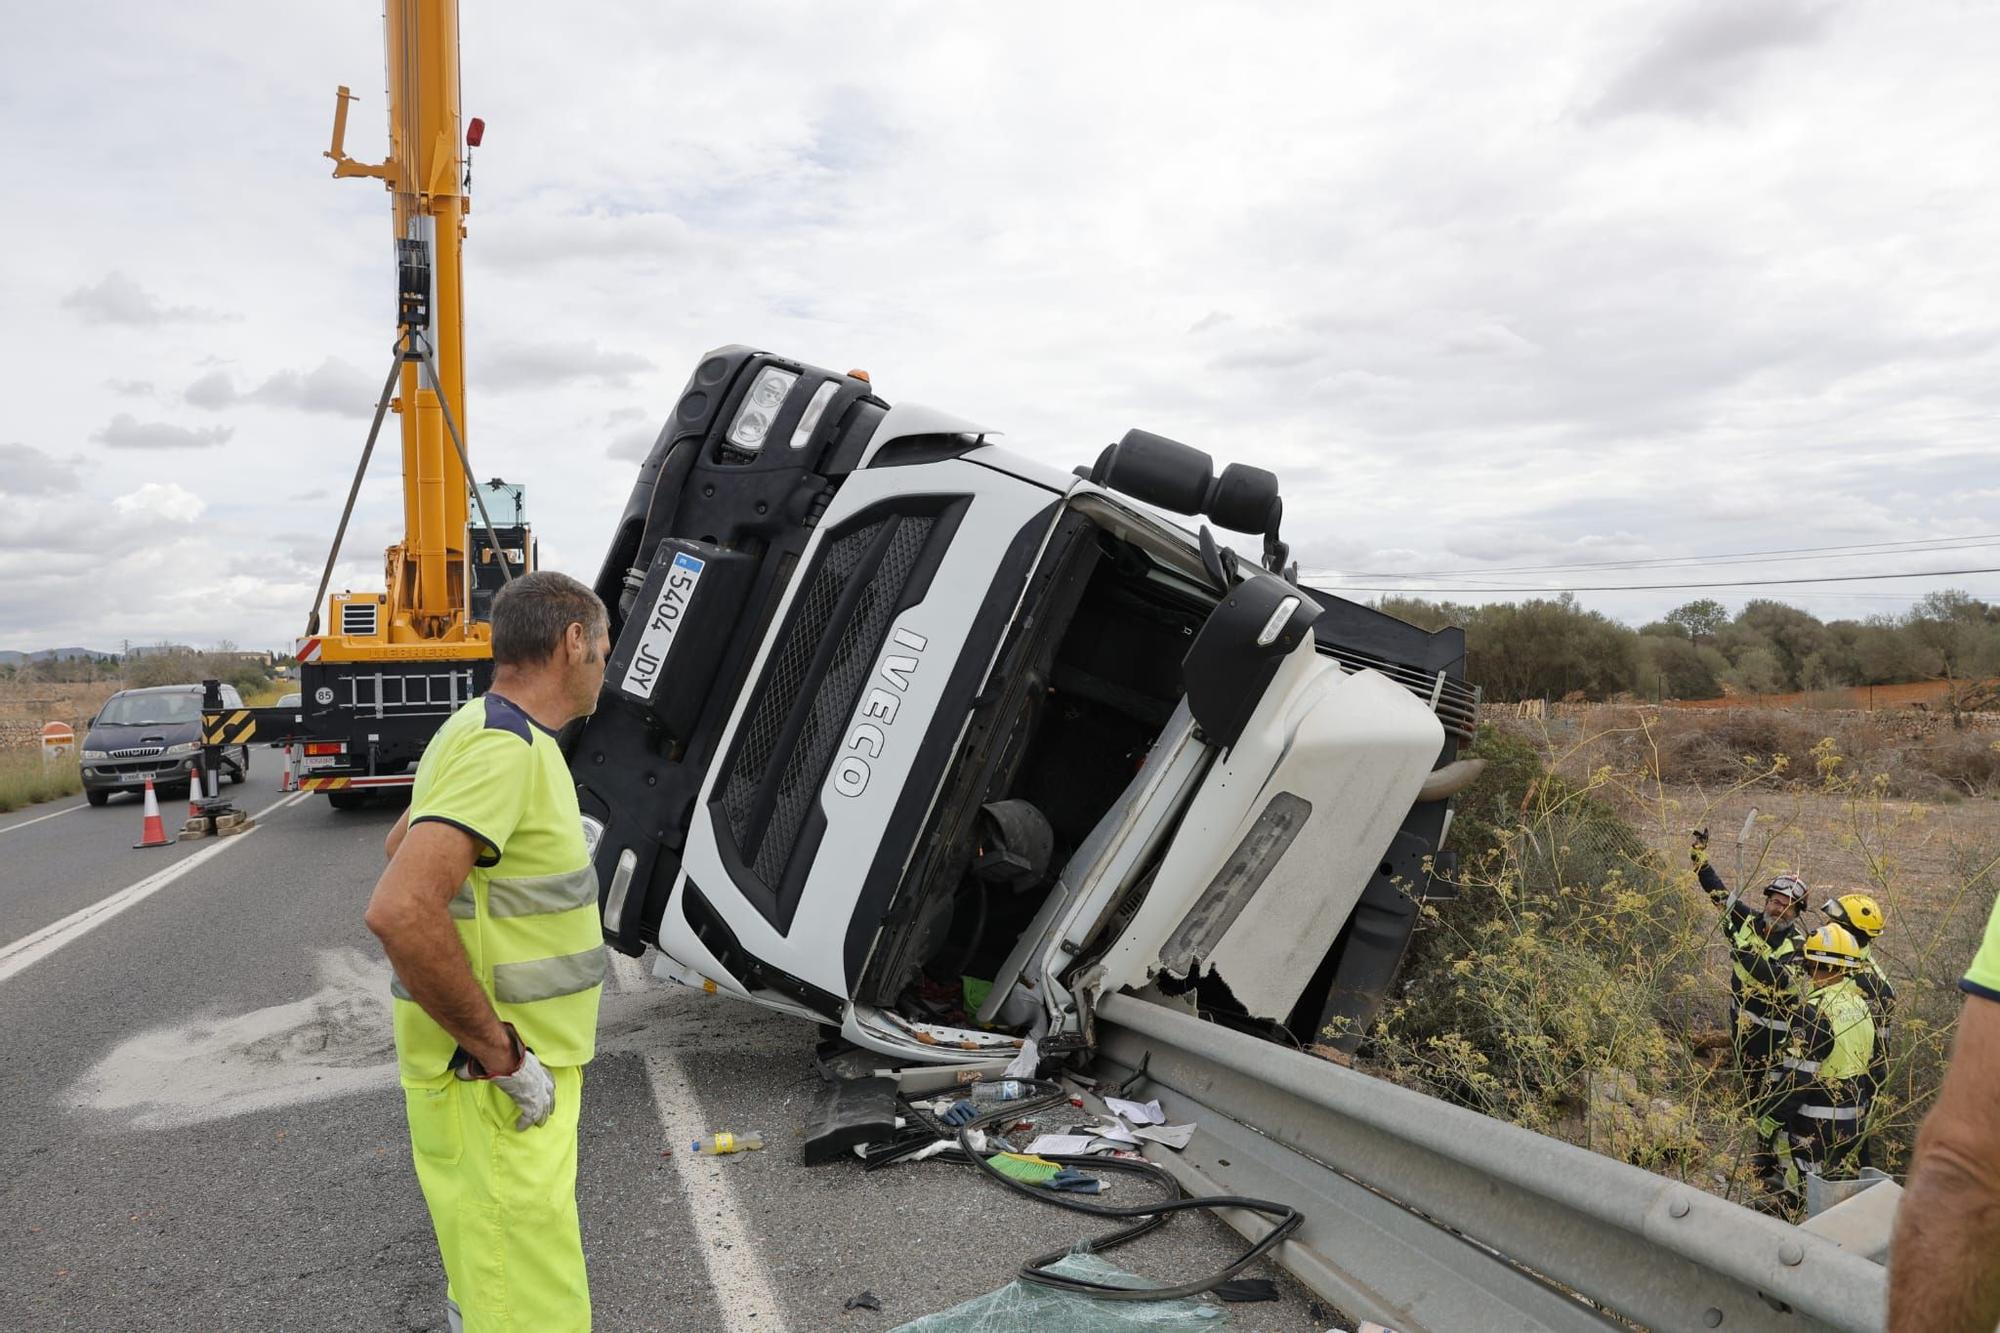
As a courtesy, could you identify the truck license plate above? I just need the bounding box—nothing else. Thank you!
[619,552,705,701]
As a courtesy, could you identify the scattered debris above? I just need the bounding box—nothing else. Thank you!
[691,1130,765,1156]
[1105,1096,1166,1125]
[889,1250,1227,1330]
[1212,1278,1279,1303]
[804,1076,900,1164]
[986,1152,1063,1185]
[844,1291,883,1312]
[1024,1133,1098,1156]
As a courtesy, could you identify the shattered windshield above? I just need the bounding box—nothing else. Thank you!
[96,692,201,726]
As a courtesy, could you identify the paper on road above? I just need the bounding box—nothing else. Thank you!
[1133,1122,1196,1150]
[1024,1133,1099,1156]
[1105,1096,1166,1125]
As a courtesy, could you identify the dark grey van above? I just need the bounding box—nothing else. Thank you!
[79,684,250,804]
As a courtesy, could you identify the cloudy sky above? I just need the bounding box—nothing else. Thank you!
[3,1,1996,652]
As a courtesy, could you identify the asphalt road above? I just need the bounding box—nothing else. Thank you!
[0,784,1335,1331]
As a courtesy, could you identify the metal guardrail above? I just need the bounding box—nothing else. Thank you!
[1090,994,1886,1333]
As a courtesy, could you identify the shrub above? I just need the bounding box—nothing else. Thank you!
[1357,714,1990,1204]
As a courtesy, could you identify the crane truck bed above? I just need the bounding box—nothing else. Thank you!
[571,346,1478,1066]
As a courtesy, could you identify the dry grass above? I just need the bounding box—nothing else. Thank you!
[1545,705,2000,800]
[0,747,82,813]
[1362,711,1994,1207]
[0,679,122,732]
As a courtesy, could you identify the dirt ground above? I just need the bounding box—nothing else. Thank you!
[1667,679,1980,711]
[1621,781,1996,994]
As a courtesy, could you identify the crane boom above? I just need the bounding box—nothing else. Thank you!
[279,0,534,805]
[327,0,475,640]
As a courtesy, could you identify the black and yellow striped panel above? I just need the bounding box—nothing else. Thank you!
[201,710,257,746]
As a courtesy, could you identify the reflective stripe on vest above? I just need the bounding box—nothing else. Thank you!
[1799,1105,1863,1122]
[1781,1056,1821,1074]
[494,946,608,1005]
[445,866,597,920]
[1739,1009,1792,1032]
[392,866,603,1080]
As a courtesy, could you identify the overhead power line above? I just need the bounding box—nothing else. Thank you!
[1309,566,2000,595]
[1339,532,2000,580]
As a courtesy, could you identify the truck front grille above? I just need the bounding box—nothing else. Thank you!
[1335,647,1481,742]
[719,513,936,888]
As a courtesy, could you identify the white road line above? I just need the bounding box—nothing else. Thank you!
[0,790,311,985]
[0,800,87,836]
[613,955,791,1333]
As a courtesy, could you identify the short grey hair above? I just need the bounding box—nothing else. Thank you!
[491,571,609,667]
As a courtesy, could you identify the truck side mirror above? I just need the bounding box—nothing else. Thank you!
[1181,575,1321,749]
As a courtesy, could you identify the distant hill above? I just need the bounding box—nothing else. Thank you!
[0,647,116,665]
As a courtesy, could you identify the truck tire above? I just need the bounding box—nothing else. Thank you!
[326,790,368,811]
[86,789,109,807]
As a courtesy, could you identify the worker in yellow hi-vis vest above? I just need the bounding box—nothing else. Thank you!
[366,572,611,1332]
[1758,923,1876,1206]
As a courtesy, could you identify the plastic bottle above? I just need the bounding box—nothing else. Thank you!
[968,1079,1026,1104]
[691,1130,764,1155]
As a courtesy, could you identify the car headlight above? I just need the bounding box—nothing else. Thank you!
[725,366,799,450]
[81,749,108,760]
[164,741,200,756]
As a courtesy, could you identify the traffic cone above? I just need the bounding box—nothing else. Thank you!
[133,776,171,849]
[186,764,203,821]
[279,744,297,793]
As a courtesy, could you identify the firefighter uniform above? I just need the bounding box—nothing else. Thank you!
[394,693,605,1331]
[1762,972,1875,1197]
[1696,861,1805,1085]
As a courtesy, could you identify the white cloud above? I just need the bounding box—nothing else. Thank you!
[605,425,658,462]
[112,482,206,523]
[2,1,1997,645]
[474,341,654,392]
[61,270,223,326]
[91,414,233,450]
[1582,1,1840,124]
[183,358,379,418]
[0,442,81,495]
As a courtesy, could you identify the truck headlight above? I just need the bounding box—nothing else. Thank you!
[81,749,108,760]
[725,366,799,450]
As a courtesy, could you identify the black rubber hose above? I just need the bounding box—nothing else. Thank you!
[917,1081,1306,1302]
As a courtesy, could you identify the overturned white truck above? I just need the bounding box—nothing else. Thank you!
[571,347,1479,1066]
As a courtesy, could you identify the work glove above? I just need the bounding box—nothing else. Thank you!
[456,1025,556,1131]
[940,1100,980,1127]
[1690,828,1709,868]
[1046,1167,1104,1194]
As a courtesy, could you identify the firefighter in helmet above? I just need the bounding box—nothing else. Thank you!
[1691,830,1808,1087]
[1822,892,1893,1164]
[1758,922,1878,1203]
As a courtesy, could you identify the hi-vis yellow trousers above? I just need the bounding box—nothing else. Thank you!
[404,1064,590,1331]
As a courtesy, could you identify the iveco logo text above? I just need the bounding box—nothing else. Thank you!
[833,627,928,798]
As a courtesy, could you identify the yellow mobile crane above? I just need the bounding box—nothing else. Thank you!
[280,0,533,807]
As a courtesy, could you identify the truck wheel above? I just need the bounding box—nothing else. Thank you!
[86,789,109,807]
[326,790,368,811]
